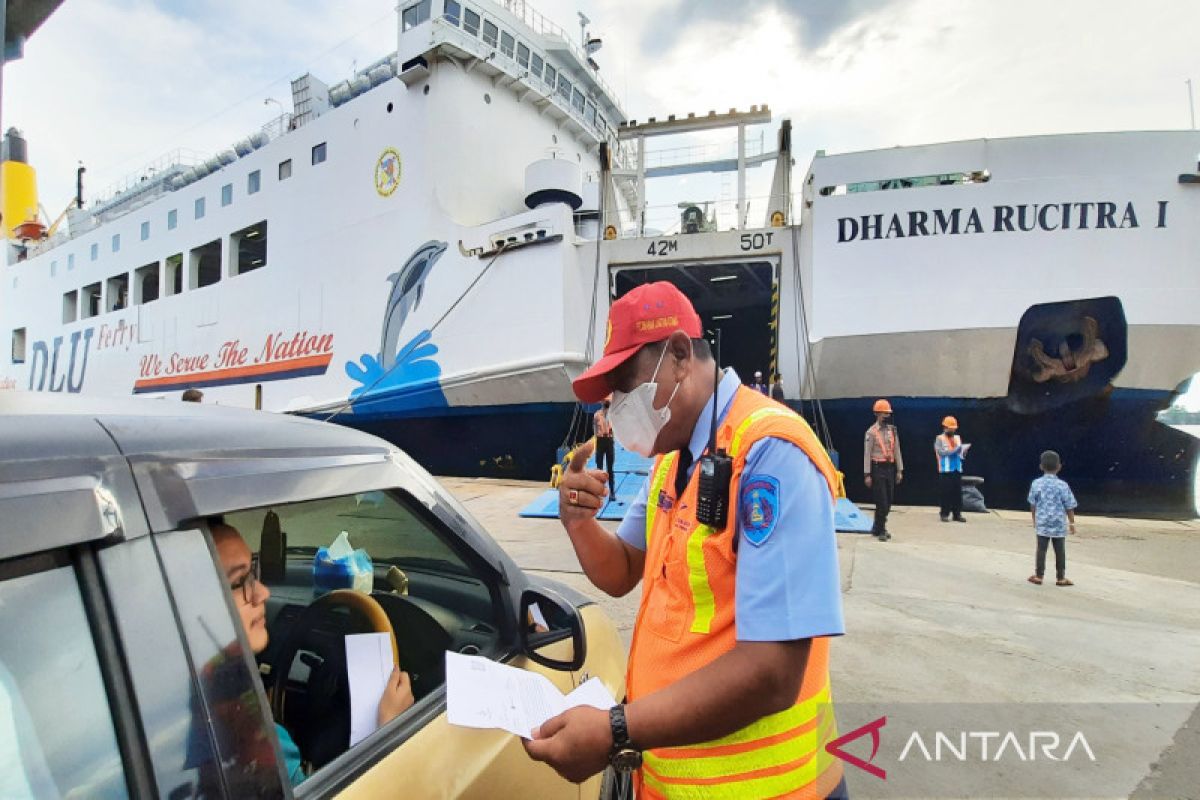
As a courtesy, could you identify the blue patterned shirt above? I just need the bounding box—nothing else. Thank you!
[1027,474,1077,537]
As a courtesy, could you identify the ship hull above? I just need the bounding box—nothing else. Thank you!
[814,388,1197,517]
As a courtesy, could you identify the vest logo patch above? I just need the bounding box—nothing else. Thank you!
[740,475,780,546]
[657,490,674,512]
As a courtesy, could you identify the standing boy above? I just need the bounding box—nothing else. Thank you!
[1027,450,1077,586]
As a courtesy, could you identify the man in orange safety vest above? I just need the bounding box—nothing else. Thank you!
[524,282,847,799]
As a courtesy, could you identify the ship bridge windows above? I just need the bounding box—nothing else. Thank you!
[231,221,267,276]
[135,261,160,305]
[482,19,498,47]
[62,290,77,323]
[463,7,480,36]
[105,273,130,312]
[11,328,26,364]
[190,239,222,289]
[443,0,461,26]
[571,88,585,114]
[530,52,544,80]
[165,253,183,296]
[557,74,572,102]
[544,63,557,90]
[500,31,515,59]
[81,282,101,319]
[402,0,431,31]
[517,42,530,69]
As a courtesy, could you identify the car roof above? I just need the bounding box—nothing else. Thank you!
[0,393,513,579]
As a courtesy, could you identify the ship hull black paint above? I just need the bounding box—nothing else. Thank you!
[812,389,1197,518]
[320,388,1197,518]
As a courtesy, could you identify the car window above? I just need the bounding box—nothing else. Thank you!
[219,490,504,779]
[0,552,129,799]
[229,490,494,617]
[155,529,287,799]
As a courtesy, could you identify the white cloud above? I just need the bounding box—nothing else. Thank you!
[6,0,1200,215]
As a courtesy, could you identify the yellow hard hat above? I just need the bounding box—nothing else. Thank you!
[872,399,892,414]
[942,416,958,429]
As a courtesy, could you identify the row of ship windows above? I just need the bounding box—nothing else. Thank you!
[57,220,268,326]
[409,0,608,133]
[47,143,324,277]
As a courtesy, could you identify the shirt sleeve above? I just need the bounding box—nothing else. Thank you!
[1062,482,1078,510]
[735,438,845,642]
[1027,481,1038,506]
[615,475,651,550]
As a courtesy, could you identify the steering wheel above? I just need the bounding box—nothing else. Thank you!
[268,590,399,769]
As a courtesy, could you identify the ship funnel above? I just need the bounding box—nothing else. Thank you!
[1,129,44,240]
[524,158,582,210]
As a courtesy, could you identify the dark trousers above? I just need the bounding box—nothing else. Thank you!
[939,471,963,518]
[595,436,616,493]
[1036,535,1067,580]
[870,462,896,534]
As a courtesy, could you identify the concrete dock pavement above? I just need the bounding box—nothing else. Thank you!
[439,477,1200,797]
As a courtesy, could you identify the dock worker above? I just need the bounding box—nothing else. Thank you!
[593,398,617,499]
[864,400,903,541]
[935,416,967,523]
[526,281,847,799]
[751,370,769,394]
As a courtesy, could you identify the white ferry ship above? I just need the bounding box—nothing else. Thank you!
[3,0,1199,515]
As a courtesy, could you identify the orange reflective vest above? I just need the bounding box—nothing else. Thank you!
[627,386,844,799]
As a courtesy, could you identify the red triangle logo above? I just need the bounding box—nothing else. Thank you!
[825,715,887,780]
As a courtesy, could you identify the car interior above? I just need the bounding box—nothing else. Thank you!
[222,489,505,771]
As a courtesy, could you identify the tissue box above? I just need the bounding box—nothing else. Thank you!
[313,537,374,596]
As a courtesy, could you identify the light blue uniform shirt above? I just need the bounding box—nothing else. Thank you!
[1028,474,1077,537]
[616,370,844,642]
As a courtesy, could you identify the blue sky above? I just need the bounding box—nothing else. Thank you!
[5,0,1200,217]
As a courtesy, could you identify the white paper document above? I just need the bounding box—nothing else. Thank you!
[445,650,616,739]
[345,632,394,746]
[961,442,972,457]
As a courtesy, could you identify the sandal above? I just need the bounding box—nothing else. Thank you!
[1027,575,1043,585]
[1056,578,1074,587]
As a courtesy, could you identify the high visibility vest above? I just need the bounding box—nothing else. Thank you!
[627,386,844,799]
[870,425,896,462]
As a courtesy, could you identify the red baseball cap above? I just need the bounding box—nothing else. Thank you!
[572,281,702,403]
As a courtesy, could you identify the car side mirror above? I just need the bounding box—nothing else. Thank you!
[518,587,586,672]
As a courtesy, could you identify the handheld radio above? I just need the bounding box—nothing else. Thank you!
[695,330,733,527]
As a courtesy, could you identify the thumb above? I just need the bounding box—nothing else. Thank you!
[569,440,596,472]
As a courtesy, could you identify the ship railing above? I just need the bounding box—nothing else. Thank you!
[260,112,295,142]
[598,192,802,240]
[642,136,770,172]
[90,149,205,209]
[432,16,618,150]
[494,0,622,108]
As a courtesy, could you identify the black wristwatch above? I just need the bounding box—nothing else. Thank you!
[609,704,642,772]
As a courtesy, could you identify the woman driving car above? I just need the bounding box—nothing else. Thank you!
[211,519,414,785]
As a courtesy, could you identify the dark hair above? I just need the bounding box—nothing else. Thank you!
[1040,450,1061,472]
[602,399,610,408]
[182,388,204,402]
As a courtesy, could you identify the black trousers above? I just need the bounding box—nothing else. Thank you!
[870,462,896,534]
[939,471,963,517]
[1036,535,1067,579]
[595,436,616,492]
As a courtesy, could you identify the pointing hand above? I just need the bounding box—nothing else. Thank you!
[558,440,610,527]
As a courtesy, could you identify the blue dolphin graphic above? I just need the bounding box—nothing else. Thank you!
[381,240,448,368]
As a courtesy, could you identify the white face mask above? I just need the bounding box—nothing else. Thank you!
[608,345,681,457]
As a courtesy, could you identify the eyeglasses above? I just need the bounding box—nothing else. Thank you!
[230,555,261,604]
